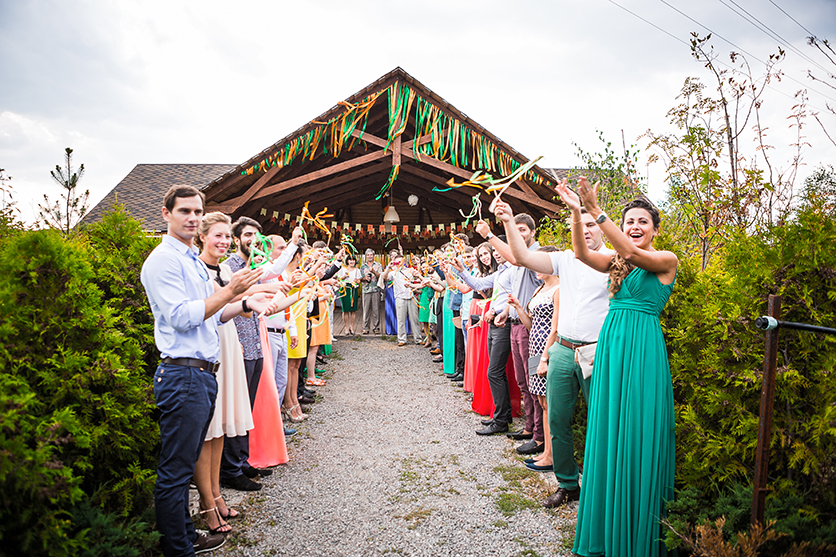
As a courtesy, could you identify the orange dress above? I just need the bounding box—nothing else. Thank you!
[248,319,289,467]
[309,297,332,346]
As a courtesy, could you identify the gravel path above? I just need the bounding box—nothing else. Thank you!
[215,336,578,557]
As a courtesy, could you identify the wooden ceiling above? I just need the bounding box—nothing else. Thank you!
[203,67,563,248]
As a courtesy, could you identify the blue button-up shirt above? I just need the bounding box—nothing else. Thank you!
[141,235,222,362]
[456,262,514,314]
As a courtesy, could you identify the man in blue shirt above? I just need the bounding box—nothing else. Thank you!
[141,185,272,557]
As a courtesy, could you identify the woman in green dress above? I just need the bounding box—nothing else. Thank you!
[556,177,678,557]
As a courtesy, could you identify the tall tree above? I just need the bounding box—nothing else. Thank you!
[39,147,89,233]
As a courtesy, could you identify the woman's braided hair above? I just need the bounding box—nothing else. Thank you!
[608,198,660,296]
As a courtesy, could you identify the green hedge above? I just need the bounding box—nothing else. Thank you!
[658,202,836,552]
[0,206,160,556]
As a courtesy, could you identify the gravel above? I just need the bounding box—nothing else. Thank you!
[211,336,578,557]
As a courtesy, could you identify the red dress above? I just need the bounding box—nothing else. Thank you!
[464,299,489,393]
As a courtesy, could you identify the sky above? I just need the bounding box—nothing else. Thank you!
[2,0,836,225]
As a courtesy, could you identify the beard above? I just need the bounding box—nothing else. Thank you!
[240,240,251,258]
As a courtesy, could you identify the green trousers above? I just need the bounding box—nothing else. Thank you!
[545,340,591,491]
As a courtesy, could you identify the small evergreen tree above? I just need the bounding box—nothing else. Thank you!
[39,147,89,234]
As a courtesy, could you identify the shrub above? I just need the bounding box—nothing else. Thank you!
[661,199,836,552]
[0,225,159,555]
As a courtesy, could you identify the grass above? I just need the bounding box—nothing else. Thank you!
[328,351,344,361]
[493,519,508,528]
[491,464,548,516]
[397,506,434,530]
[381,334,395,341]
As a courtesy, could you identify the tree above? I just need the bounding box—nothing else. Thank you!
[806,36,836,148]
[646,34,806,270]
[39,147,89,234]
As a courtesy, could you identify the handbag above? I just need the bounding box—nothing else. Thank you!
[574,343,597,380]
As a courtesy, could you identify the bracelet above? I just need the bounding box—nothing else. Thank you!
[485,232,495,241]
[540,356,549,362]
[242,296,250,313]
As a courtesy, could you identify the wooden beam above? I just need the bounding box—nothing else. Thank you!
[226,164,282,211]
[398,162,478,205]
[500,187,563,214]
[256,161,392,207]
[350,129,388,149]
[392,134,401,166]
[252,151,390,201]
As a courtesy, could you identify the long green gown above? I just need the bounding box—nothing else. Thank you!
[573,267,676,557]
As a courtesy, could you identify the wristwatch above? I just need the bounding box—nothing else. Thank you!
[595,212,608,224]
[485,232,495,240]
[242,296,250,313]
[540,356,549,363]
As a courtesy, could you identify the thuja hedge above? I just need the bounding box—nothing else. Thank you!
[0,206,161,556]
[658,202,836,551]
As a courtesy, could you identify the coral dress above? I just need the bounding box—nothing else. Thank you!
[248,319,288,467]
[573,267,676,557]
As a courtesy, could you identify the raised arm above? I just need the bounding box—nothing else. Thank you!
[574,177,677,280]
[492,202,553,275]
[475,220,516,265]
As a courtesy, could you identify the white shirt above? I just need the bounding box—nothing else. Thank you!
[549,247,613,343]
[392,268,417,300]
[338,267,362,285]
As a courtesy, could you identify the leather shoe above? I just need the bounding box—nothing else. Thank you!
[525,462,553,472]
[516,440,545,455]
[506,429,533,440]
[432,355,443,363]
[194,532,225,554]
[221,474,262,491]
[480,418,495,426]
[303,388,316,396]
[543,486,580,508]
[476,422,509,435]
[242,466,272,478]
[448,373,464,381]
[284,427,296,436]
[430,348,441,355]
[299,395,315,404]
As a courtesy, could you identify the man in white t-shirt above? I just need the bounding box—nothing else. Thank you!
[495,200,611,509]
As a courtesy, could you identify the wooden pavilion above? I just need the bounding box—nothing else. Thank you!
[202,67,564,250]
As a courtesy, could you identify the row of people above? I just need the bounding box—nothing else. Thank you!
[142,186,348,556]
[367,178,676,557]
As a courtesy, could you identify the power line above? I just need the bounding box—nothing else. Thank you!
[657,0,836,104]
[605,0,833,113]
[717,0,832,76]
[717,0,833,77]
[769,0,818,39]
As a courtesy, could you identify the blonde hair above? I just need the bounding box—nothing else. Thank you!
[196,212,232,250]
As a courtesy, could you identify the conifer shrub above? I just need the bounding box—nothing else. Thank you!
[0,225,159,555]
[660,200,836,552]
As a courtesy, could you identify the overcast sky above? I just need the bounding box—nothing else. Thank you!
[2,0,835,224]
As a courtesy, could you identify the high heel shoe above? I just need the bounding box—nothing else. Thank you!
[215,496,240,520]
[285,404,306,423]
[199,506,232,535]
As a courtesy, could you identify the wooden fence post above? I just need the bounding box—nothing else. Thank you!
[751,294,781,526]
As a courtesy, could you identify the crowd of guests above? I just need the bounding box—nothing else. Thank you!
[346,178,677,557]
[142,177,677,556]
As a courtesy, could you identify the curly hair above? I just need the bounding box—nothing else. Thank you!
[608,198,660,296]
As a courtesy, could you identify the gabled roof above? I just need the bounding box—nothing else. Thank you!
[203,67,564,245]
[83,164,236,232]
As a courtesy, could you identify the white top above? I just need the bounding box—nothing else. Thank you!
[339,267,362,285]
[392,268,418,300]
[549,247,613,343]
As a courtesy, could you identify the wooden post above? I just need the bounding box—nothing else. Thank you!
[751,294,781,527]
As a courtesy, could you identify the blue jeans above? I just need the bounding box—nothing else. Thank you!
[153,363,217,557]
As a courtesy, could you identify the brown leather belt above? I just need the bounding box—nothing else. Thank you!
[508,318,522,325]
[267,327,286,334]
[162,357,220,374]
[557,337,592,351]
